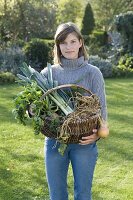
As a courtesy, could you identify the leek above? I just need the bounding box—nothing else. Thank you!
[18,62,73,115]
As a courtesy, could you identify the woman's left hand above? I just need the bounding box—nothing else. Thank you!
[79,129,100,145]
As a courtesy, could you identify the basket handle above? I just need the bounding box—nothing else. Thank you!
[40,84,93,100]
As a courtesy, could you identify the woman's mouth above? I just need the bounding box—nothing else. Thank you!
[65,51,74,53]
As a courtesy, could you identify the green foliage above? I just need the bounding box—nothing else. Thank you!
[112,66,133,78]
[13,62,73,138]
[0,0,57,42]
[0,46,25,74]
[13,82,49,134]
[118,54,133,69]
[89,0,133,30]
[0,72,16,84]
[90,31,108,46]
[86,31,108,58]
[81,3,95,35]
[11,39,26,48]
[113,11,133,53]
[56,0,82,24]
[23,39,54,70]
[112,54,133,77]
[89,55,113,78]
[0,0,133,45]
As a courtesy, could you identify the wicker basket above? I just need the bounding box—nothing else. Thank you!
[40,84,101,144]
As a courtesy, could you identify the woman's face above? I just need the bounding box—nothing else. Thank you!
[59,32,82,59]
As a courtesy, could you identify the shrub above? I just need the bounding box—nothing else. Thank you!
[112,66,133,78]
[88,55,113,78]
[112,54,133,77]
[113,11,133,53]
[12,39,26,48]
[89,31,108,47]
[0,46,25,74]
[0,72,16,84]
[23,38,54,71]
[118,54,133,69]
[86,31,109,58]
[5,39,26,48]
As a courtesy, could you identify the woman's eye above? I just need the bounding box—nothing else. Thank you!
[60,41,65,45]
[71,40,76,43]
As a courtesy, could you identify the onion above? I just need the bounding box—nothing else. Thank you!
[98,121,109,138]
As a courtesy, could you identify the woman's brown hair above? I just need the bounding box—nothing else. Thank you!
[54,22,88,64]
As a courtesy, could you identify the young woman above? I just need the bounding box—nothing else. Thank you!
[41,22,108,200]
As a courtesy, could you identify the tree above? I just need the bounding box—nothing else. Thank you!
[88,0,133,31]
[11,0,58,40]
[0,0,58,42]
[0,0,14,42]
[113,11,133,53]
[81,2,95,35]
[56,0,83,25]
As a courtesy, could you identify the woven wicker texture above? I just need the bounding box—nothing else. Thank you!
[41,84,101,144]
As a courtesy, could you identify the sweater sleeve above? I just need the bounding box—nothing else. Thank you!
[91,68,107,121]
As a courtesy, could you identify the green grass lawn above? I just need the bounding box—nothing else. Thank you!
[0,79,133,200]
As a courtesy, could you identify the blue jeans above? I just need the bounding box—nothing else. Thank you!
[44,138,98,200]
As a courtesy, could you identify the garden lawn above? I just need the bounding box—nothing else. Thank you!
[0,79,133,200]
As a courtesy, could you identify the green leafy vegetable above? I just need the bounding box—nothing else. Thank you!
[13,63,73,135]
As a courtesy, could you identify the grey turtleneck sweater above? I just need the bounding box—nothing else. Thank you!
[41,56,107,120]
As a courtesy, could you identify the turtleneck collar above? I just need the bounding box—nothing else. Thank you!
[60,56,88,71]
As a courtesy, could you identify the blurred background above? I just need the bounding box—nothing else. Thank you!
[0,0,133,83]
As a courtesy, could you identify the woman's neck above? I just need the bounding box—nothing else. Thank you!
[60,56,88,70]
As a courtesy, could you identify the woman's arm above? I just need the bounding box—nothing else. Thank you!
[79,68,108,145]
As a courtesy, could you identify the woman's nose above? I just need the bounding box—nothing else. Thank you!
[66,43,71,49]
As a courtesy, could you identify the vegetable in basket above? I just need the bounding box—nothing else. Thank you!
[13,62,74,136]
[13,62,108,155]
